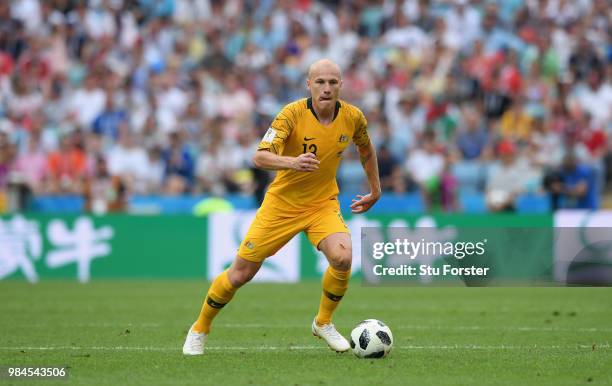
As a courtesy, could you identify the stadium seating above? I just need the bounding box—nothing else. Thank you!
[451,161,485,193]
[515,194,551,214]
[459,191,488,214]
[29,194,257,214]
[29,196,85,213]
[338,192,425,214]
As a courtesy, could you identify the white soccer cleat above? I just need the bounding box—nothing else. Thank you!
[311,317,350,353]
[182,325,207,355]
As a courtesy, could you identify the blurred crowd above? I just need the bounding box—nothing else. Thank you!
[0,0,610,213]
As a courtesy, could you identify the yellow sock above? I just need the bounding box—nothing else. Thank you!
[193,270,236,334]
[316,266,350,326]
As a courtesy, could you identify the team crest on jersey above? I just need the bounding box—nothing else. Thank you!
[338,134,348,143]
[245,240,254,250]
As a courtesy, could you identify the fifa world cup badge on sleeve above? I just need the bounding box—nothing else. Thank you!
[263,128,277,142]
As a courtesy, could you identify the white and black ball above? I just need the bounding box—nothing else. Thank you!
[350,319,393,358]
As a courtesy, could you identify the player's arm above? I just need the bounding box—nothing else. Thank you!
[349,110,381,214]
[253,150,319,172]
[254,104,319,172]
[349,141,381,214]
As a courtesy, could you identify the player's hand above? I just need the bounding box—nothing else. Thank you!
[350,192,380,214]
[292,153,319,172]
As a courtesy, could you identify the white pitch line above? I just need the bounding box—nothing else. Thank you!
[392,325,612,333]
[4,323,164,328]
[10,323,612,334]
[220,324,612,333]
[8,323,612,334]
[0,344,609,352]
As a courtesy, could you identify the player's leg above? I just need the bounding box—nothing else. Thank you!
[305,201,352,352]
[193,256,261,333]
[316,232,352,326]
[183,256,261,355]
[184,203,301,355]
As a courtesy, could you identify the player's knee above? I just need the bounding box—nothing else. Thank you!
[227,269,252,287]
[227,265,258,287]
[328,243,352,271]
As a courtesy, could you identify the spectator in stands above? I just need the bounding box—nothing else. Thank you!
[0,0,608,214]
[529,117,562,170]
[69,72,106,129]
[195,139,226,196]
[338,147,364,195]
[0,130,12,191]
[455,107,490,161]
[441,153,458,212]
[483,68,512,120]
[500,98,533,143]
[162,131,194,195]
[523,61,552,117]
[570,69,612,128]
[46,131,87,194]
[107,128,149,194]
[12,130,46,194]
[499,49,523,96]
[406,131,444,210]
[92,90,127,144]
[485,140,525,212]
[7,75,44,119]
[569,37,603,82]
[143,146,165,194]
[231,129,259,194]
[83,155,126,213]
[550,153,599,209]
[377,143,404,193]
[445,0,481,50]
[552,124,592,167]
[386,91,425,161]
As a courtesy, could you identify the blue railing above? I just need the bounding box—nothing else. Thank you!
[26,192,553,214]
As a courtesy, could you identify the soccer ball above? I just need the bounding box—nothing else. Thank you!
[349,319,393,358]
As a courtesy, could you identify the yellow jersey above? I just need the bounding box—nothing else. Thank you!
[258,97,370,211]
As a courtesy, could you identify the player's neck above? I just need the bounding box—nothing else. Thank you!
[312,101,335,125]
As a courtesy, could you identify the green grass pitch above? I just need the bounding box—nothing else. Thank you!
[0,281,610,385]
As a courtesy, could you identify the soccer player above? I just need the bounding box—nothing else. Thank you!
[183,59,381,355]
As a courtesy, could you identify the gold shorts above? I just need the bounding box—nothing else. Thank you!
[237,196,349,263]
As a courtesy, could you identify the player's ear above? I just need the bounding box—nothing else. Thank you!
[306,78,311,91]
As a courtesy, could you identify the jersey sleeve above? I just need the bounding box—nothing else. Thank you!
[352,108,371,147]
[257,104,296,154]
